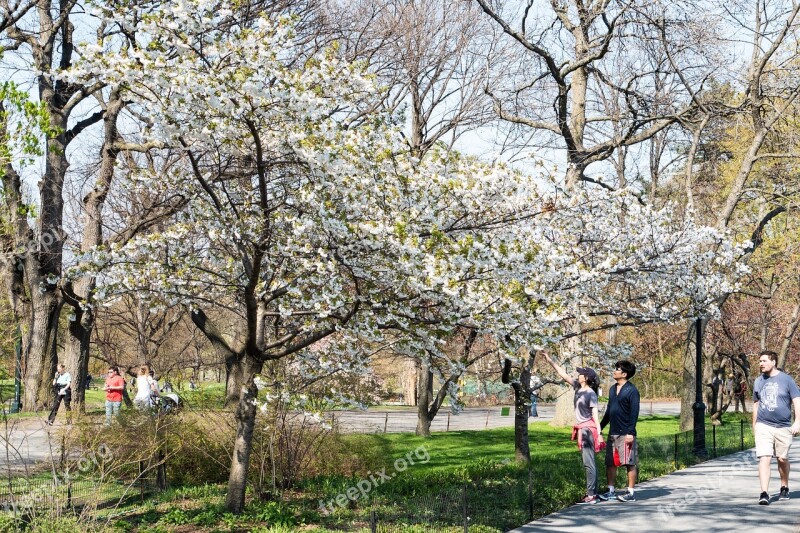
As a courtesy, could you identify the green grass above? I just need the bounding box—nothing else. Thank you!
[100,414,726,531]
[4,412,751,532]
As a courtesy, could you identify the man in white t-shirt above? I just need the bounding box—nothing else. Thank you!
[47,363,72,425]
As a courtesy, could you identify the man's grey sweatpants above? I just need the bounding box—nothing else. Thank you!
[581,429,598,496]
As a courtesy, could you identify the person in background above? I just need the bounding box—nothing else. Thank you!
[599,360,640,503]
[725,373,734,403]
[134,365,159,410]
[543,352,605,504]
[48,364,72,425]
[529,369,541,418]
[149,369,161,397]
[752,350,800,505]
[103,366,125,425]
[734,373,748,413]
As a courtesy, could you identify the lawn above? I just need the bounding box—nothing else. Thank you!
[86,413,748,533]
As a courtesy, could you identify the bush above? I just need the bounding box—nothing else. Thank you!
[163,415,233,486]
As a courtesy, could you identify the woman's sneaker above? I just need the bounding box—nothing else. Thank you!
[597,490,616,501]
[759,491,770,505]
[579,494,598,505]
[780,486,790,500]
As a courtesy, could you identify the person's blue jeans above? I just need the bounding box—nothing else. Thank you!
[105,400,121,425]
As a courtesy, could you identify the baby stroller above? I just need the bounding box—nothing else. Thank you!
[151,393,181,415]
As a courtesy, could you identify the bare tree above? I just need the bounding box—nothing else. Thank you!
[674,0,800,430]
[0,0,109,410]
[474,0,703,188]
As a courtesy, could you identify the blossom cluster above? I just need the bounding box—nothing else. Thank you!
[66,1,747,393]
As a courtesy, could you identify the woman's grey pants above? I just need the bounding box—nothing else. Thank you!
[580,428,598,496]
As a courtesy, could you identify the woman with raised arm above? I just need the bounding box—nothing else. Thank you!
[543,351,604,504]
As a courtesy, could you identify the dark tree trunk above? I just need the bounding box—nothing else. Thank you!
[23,292,61,410]
[513,366,531,463]
[63,96,123,413]
[501,357,531,463]
[415,365,434,437]
[63,293,93,413]
[190,309,242,405]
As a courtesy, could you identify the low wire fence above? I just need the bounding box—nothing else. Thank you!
[355,422,755,532]
[0,471,162,514]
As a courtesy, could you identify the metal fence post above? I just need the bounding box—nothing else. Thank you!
[447,413,451,432]
[740,419,745,451]
[528,462,534,521]
[463,483,469,533]
[384,413,388,434]
[712,425,717,458]
[139,460,145,502]
[674,433,678,468]
[370,510,377,533]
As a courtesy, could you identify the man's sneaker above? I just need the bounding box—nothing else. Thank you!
[616,491,636,502]
[578,494,598,505]
[780,486,790,500]
[597,490,616,501]
[759,491,770,505]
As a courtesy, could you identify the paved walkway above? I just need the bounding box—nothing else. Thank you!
[0,417,59,473]
[332,401,680,433]
[512,442,800,533]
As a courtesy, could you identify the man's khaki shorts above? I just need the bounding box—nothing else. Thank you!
[605,434,638,467]
[755,422,793,459]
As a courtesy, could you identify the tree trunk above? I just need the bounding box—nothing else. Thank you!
[415,365,433,437]
[225,355,244,406]
[63,302,93,413]
[512,381,530,463]
[23,291,61,411]
[191,309,242,405]
[225,358,263,514]
[64,96,122,413]
[551,388,575,428]
[680,344,695,432]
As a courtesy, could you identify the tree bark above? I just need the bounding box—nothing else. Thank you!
[63,95,123,412]
[415,365,433,437]
[225,357,263,514]
[23,291,61,410]
[513,365,531,463]
[190,308,243,405]
[62,291,93,413]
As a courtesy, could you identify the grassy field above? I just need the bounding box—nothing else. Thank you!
[69,413,747,533]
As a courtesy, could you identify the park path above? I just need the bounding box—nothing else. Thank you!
[511,442,800,533]
[330,400,680,433]
[0,417,59,473]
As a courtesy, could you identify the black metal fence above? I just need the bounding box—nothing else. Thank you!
[359,421,754,532]
[0,470,161,515]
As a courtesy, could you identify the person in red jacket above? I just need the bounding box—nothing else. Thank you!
[103,366,126,426]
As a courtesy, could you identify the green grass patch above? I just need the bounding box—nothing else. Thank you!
[54,413,752,532]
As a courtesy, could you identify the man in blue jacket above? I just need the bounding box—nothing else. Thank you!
[598,360,640,502]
